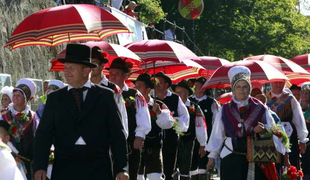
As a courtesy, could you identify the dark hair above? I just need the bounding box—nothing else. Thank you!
[91,46,108,64]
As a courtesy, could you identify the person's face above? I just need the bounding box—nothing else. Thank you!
[135,81,151,97]
[0,128,10,144]
[12,91,25,106]
[194,82,204,94]
[154,77,169,92]
[175,86,189,103]
[271,81,285,94]
[300,90,310,103]
[232,80,250,101]
[90,58,104,79]
[255,94,266,104]
[64,63,90,87]
[43,82,49,93]
[291,89,301,100]
[1,94,11,108]
[109,68,128,87]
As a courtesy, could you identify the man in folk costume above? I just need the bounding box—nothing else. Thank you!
[153,72,189,180]
[90,46,128,139]
[0,121,24,180]
[135,73,174,180]
[172,80,208,180]
[206,66,288,180]
[34,44,128,180]
[266,81,309,170]
[189,77,220,179]
[0,78,39,180]
[108,58,151,180]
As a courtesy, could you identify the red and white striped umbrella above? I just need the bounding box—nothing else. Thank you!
[193,56,230,78]
[50,41,141,72]
[202,60,288,89]
[244,54,309,75]
[124,39,199,63]
[290,54,310,72]
[128,60,205,83]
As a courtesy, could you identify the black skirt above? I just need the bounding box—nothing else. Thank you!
[220,153,267,180]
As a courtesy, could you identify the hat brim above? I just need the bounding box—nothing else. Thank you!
[58,58,97,68]
[154,74,172,87]
[105,67,131,73]
[171,84,193,96]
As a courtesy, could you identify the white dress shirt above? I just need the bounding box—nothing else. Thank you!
[191,94,220,124]
[100,76,128,139]
[206,96,288,159]
[185,99,208,147]
[270,92,309,143]
[123,84,151,139]
[148,97,174,129]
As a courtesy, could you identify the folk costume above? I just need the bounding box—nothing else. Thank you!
[34,44,128,180]
[266,84,309,169]
[0,78,39,180]
[206,66,287,180]
[136,73,174,180]
[153,72,190,180]
[189,77,220,177]
[172,80,208,180]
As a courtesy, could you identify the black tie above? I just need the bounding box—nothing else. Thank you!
[70,87,88,112]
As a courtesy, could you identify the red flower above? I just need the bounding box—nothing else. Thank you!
[288,166,297,173]
[239,106,247,114]
[101,51,109,58]
[272,97,277,102]
[276,132,282,138]
[189,107,195,114]
[150,110,156,117]
[289,172,298,179]
[125,102,129,107]
[298,170,304,178]
[15,113,22,118]
[12,127,18,134]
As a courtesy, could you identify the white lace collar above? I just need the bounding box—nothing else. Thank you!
[7,103,31,115]
[232,96,250,108]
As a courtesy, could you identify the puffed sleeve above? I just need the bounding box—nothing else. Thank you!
[206,108,225,159]
[135,92,151,139]
[195,105,208,147]
[175,97,190,132]
[156,104,174,129]
[291,97,309,143]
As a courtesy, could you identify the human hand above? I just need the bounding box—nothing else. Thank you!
[152,103,161,115]
[206,158,215,169]
[299,143,307,154]
[116,172,129,180]
[284,153,290,169]
[134,136,144,150]
[199,146,206,158]
[34,170,47,180]
[254,122,266,134]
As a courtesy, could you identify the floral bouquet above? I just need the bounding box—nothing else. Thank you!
[281,166,303,180]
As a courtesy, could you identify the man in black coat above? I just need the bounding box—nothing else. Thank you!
[33,44,128,180]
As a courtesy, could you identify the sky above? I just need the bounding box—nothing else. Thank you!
[300,0,310,16]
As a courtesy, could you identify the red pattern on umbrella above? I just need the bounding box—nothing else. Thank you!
[290,54,310,72]
[194,56,230,78]
[5,4,129,49]
[125,39,199,63]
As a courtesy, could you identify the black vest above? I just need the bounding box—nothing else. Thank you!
[180,101,198,142]
[100,81,117,90]
[190,96,214,141]
[144,99,164,148]
[122,88,138,142]
[157,92,179,142]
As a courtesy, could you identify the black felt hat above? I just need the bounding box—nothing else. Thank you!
[172,80,193,96]
[194,77,206,85]
[136,73,154,89]
[58,44,97,68]
[154,72,172,87]
[91,46,109,64]
[106,58,133,73]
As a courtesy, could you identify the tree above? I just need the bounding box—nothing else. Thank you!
[160,0,310,61]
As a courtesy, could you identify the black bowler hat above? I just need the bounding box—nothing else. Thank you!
[172,80,193,96]
[195,77,206,85]
[154,72,172,87]
[58,44,98,68]
[92,46,109,64]
[136,73,154,89]
[106,58,133,73]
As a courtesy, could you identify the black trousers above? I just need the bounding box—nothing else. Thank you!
[128,142,141,180]
[177,140,195,177]
[162,139,178,180]
[138,147,162,175]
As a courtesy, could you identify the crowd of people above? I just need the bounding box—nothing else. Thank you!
[0,43,309,180]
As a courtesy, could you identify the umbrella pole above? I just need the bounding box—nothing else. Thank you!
[153,60,156,96]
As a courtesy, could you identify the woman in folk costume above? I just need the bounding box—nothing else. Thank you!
[206,66,288,180]
[0,78,40,180]
[299,82,310,180]
[1,86,14,109]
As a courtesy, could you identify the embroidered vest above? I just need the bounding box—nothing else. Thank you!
[122,88,138,142]
[266,92,293,122]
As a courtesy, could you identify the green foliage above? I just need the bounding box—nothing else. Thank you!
[138,0,166,25]
[160,0,310,61]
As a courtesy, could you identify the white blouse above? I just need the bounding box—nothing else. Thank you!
[148,97,174,129]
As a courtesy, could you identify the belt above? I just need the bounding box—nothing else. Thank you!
[223,138,246,156]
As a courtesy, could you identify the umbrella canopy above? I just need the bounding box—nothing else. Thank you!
[50,41,141,72]
[194,56,230,78]
[128,60,205,83]
[244,54,309,75]
[5,4,129,49]
[202,60,289,89]
[124,39,199,63]
[217,92,232,105]
[290,54,310,72]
